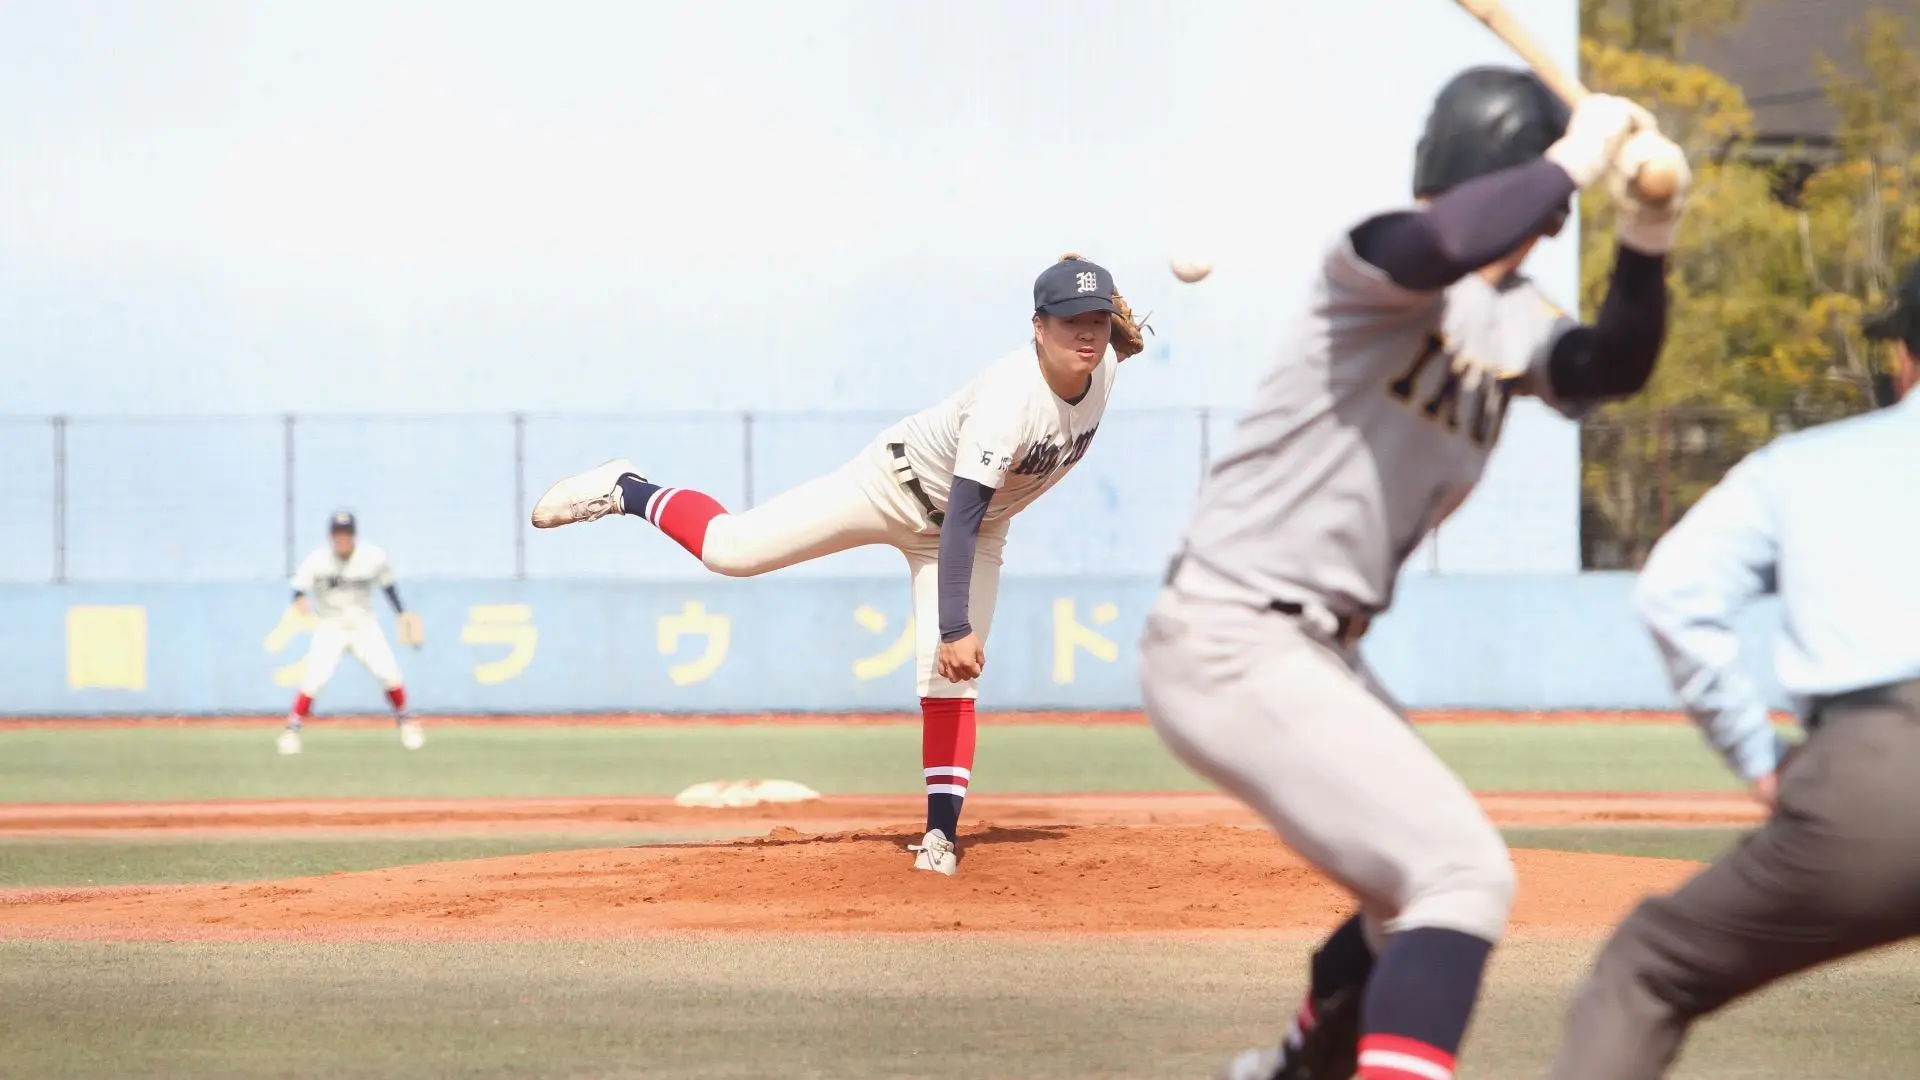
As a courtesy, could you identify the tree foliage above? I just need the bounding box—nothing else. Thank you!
[1579,0,1748,57]
[1577,2,1920,568]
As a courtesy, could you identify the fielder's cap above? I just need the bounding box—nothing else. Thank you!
[328,511,357,533]
[1034,257,1117,317]
[1863,260,1920,346]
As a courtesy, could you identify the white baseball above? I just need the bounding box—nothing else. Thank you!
[1171,259,1212,283]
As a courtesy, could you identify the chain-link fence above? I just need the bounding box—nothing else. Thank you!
[1,406,1859,583]
[1579,403,1868,571]
[0,410,1243,584]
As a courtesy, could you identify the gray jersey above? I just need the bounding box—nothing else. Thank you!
[1178,231,1582,616]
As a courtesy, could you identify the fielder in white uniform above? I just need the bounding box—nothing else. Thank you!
[279,511,425,755]
[1139,70,1686,1080]
[531,255,1146,875]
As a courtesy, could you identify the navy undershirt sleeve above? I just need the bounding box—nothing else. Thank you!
[1350,159,1578,291]
[384,584,405,613]
[1546,247,1669,400]
[938,478,995,643]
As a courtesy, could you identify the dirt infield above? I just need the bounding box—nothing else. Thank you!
[0,822,1704,942]
[0,791,1762,837]
[0,792,1747,943]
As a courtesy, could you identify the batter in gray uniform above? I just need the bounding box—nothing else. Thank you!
[1139,68,1687,1080]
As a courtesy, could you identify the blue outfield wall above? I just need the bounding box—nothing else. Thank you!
[3,575,1791,718]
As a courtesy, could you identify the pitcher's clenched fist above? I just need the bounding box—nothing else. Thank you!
[937,633,985,683]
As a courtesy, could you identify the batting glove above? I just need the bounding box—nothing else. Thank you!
[1545,94,1654,189]
[1609,129,1693,256]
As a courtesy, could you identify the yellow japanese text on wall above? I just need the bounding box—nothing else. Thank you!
[66,605,148,691]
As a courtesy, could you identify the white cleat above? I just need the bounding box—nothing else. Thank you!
[1213,1047,1284,1080]
[276,729,302,756]
[908,830,958,876]
[530,459,644,529]
[398,720,425,750]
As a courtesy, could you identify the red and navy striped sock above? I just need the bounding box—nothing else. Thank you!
[617,475,727,560]
[1356,927,1492,1080]
[920,697,976,842]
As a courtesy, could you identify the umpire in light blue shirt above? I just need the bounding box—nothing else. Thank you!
[1545,264,1920,1080]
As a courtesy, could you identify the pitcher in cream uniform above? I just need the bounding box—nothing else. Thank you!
[531,255,1146,876]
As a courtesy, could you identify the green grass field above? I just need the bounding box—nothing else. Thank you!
[3,719,1892,1080]
[0,720,1753,802]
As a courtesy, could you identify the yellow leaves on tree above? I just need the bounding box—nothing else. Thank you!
[1575,4,1920,565]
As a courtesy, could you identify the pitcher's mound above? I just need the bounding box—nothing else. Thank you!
[0,824,1698,941]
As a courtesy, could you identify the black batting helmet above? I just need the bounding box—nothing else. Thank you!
[1412,67,1571,199]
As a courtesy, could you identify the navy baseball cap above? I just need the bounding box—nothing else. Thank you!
[1863,261,1920,347]
[1034,257,1117,317]
[329,511,356,534]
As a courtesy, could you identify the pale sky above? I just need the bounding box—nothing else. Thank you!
[0,0,1579,415]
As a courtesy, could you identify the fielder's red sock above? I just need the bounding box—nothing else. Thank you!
[282,691,312,726]
[1355,927,1491,1080]
[920,697,976,842]
[386,686,409,718]
[618,476,727,560]
[286,693,313,731]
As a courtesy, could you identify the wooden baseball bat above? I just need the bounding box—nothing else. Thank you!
[1453,0,1679,203]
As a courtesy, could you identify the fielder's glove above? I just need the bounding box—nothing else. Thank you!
[1608,129,1693,256]
[1056,252,1152,360]
[1110,290,1151,360]
[397,611,425,649]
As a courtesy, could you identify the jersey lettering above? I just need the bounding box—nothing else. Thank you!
[1389,334,1447,401]
[1386,334,1513,448]
[1012,440,1062,477]
[1473,379,1518,447]
[1011,425,1099,480]
[1062,425,1099,469]
[1422,368,1464,430]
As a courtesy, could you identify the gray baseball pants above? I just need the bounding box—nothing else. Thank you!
[1138,563,1516,944]
[1546,679,1920,1079]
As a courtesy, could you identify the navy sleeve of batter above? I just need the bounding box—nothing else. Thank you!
[1545,247,1669,400]
[384,584,405,613]
[937,478,995,643]
[1349,159,1578,291]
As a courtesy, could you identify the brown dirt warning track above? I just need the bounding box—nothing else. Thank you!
[0,792,1750,942]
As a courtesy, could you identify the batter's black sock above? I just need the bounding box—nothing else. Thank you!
[1274,915,1374,1074]
[616,475,659,516]
[1356,927,1492,1079]
[1311,914,1377,999]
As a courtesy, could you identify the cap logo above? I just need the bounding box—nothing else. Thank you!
[1075,271,1099,294]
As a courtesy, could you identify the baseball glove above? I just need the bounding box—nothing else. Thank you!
[397,611,425,649]
[1057,252,1151,361]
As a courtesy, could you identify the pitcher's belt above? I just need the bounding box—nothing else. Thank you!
[886,443,945,526]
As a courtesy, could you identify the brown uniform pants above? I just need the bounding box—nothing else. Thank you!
[1546,679,1920,1079]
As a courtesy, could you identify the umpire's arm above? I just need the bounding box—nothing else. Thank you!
[1633,454,1783,785]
